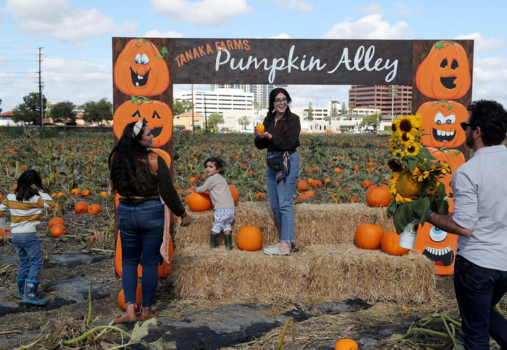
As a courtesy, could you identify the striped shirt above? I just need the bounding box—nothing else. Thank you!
[0,192,57,234]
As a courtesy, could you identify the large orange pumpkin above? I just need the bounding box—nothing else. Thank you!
[113,99,173,148]
[114,231,173,278]
[187,192,212,212]
[416,41,471,100]
[381,230,410,256]
[355,216,384,250]
[236,225,263,251]
[117,284,142,312]
[229,185,239,205]
[418,101,468,148]
[428,147,466,213]
[365,184,391,207]
[152,148,172,169]
[114,38,169,96]
[335,339,359,350]
[50,224,67,238]
[48,217,64,229]
[414,222,458,275]
[75,201,89,214]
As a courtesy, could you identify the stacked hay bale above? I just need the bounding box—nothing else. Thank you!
[171,202,436,304]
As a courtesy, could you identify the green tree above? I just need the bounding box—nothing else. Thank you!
[0,99,2,114]
[12,92,47,125]
[331,105,338,117]
[51,101,77,124]
[208,112,224,130]
[341,101,346,115]
[173,100,192,115]
[82,98,112,125]
[307,102,313,121]
[238,116,250,130]
[360,114,382,130]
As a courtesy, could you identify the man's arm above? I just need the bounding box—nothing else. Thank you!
[428,212,473,237]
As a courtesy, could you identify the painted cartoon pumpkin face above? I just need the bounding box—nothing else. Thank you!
[114,39,169,96]
[416,41,471,100]
[428,147,465,213]
[113,99,173,147]
[414,222,458,275]
[418,101,468,148]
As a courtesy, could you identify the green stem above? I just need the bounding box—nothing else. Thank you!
[62,326,132,345]
[86,282,92,327]
[276,317,294,350]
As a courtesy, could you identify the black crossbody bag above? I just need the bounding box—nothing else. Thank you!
[266,155,282,171]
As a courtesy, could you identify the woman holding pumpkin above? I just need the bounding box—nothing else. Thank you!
[254,88,301,256]
[109,120,193,323]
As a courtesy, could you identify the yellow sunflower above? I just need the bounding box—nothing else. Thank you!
[405,142,422,157]
[396,171,424,199]
[398,115,422,137]
[399,131,415,146]
[412,167,430,182]
[389,141,398,153]
[393,149,405,158]
[391,118,402,137]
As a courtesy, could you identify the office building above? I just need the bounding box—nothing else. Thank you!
[349,85,412,120]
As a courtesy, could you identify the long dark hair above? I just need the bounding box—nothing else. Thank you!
[468,100,507,146]
[264,88,293,133]
[108,121,152,197]
[16,170,44,202]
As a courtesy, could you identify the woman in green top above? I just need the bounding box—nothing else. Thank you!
[108,120,192,324]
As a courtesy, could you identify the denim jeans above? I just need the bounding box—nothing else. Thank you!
[454,255,507,350]
[12,233,43,281]
[117,200,165,309]
[266,151,299,243]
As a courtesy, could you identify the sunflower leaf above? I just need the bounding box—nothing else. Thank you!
[412,196,430,225]
[407,156,418,172]
[386,200,398,219]
[394,203,413,234]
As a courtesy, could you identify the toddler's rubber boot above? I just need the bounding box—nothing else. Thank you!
[225,235,233,250]
[23,279,46,306]
[16,278,25,299]
[210,232,219,248]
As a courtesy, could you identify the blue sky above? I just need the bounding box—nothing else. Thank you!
[1,0,506,111]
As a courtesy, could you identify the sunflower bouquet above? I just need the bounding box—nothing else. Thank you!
[386,114,449,236]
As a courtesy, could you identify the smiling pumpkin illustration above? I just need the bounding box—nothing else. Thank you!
[417,100,468,148]
[414,222,458,275]
[113,98,173,148]
[114,38,169,97]
[416,41,471,100]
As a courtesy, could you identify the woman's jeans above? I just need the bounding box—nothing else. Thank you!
[266,151,299,243]
[117,200,164,309]
[12,233,43,280]
[454,255,507,350]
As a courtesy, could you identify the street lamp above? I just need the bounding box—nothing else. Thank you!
[390,84,398,122]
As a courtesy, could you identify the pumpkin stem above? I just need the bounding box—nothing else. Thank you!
[370,214,378,225]
[131,96,152,105]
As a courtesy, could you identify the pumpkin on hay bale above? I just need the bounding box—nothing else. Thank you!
[236,225,263,251]
[187,192,212,212]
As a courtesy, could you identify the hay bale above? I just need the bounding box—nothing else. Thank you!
[170,244,435,304]
[176,202,395,249]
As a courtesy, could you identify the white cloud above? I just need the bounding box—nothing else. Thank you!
[275,0,313,13]
[286,85,350,109]
[357,2,421,15]
[472,57,507,106]
[4,0,138,42]
[455,33,506,53]
[270,33,291,39]
[322,14,410,39]
[150,0,253,25]
[144,30,184,38]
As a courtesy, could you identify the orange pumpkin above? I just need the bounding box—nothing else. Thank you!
[414,222,458,275]
[355,216,384,250]
[50,224,67,238]
[311,180,323,189]
[381,230,410,256]
[100,191,109,198]
[416,40,471,100]
[361,180,372,188]
[75,201,89,214]
[117,284,142,312]
[70,189,80,196]
[115,231,173,278]
[187,192,212,212]
[48,217,64,229]
[113,100,173,148]
[88,204,102,215]
[113,38,169,97]
[255,124,265,133]
[335,339,359,350]
[297,180,309,191]
[428,147,466,213]
[255,193,266,201]
[236,225,263,251]
[229,185,239,205]
[366,184,391,208]
[89,234,103,244]
[152,148,172,169]
[297,193,310,200]
[0,227,4,237]
[418,101,468,148]
[81,189,91,197]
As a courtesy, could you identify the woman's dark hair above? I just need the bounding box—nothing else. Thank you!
[204,157,226,175]
[468,100,507,146]
[265,88,293,133]
[108,121,153,197]
[16,170,44,202]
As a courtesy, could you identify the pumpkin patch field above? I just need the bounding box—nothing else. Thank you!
[0,130,503,349]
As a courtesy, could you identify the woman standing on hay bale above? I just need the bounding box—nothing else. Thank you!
[195,157,235,250]
[109,120,193,324]
[254,88,301,256]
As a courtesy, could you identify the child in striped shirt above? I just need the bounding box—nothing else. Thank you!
[0,170,56,306]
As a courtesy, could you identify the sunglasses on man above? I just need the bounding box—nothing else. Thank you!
[460,122,475,131]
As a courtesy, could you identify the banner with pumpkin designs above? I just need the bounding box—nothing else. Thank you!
[412,40,473,275]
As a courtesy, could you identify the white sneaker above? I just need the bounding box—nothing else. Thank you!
[263,244,290,256]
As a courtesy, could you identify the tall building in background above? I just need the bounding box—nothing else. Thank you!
[175,89,254,115]
[211,84,288,109]
[349,85,412,120]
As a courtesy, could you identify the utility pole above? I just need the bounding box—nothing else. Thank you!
[38,47,44,127]
[191,84,194,132]
[204,94,208,132]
